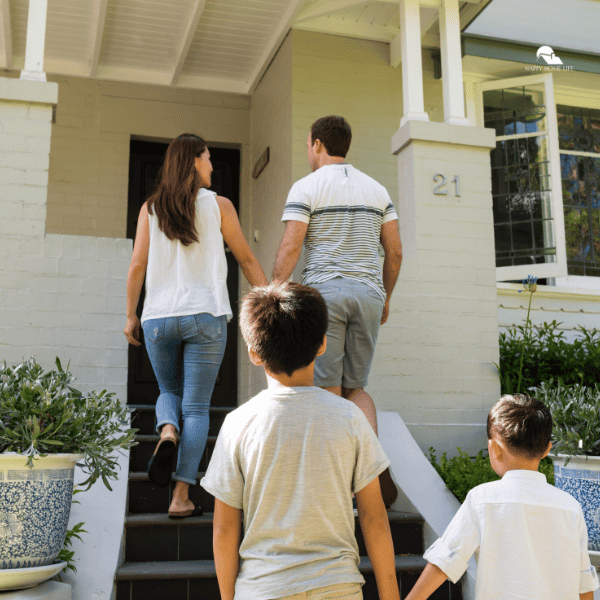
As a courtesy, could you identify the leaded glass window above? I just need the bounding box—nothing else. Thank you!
[557,105,600,277]
[476,73,567,281]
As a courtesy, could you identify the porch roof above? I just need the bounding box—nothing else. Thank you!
[0,0,490,95]
[464,0,600,56]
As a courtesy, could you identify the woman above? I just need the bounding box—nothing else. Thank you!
[124,134,267,518]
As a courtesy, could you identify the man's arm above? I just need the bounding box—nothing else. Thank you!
[356,477,400,600]
[213,498,243,600]
[380,220,403,325]
[272,220,308,282]
[404,563,448,600]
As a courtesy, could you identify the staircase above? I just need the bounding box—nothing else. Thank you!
[115,405,463,600]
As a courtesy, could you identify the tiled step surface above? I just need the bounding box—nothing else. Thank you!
[129,435,217,472]
[131,405,232,437]
[127,472,215,514]
[123,512,424,563]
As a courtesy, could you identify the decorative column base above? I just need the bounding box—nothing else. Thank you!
[400,111,431,128]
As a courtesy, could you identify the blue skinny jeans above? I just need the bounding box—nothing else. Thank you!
[142,313,227,485]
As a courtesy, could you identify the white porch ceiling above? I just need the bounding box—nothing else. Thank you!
[0,0,489,95]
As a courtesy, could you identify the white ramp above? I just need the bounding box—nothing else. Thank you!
[378,410,477,599]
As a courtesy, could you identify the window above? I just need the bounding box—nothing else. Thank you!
[557,105,600,277]
[476,74,568,281]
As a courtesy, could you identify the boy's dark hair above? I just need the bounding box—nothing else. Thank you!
[240,282,328,377]
[487,394,553,459]
[310,116,352,158]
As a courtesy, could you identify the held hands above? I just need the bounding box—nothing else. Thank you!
[124,315,141,346]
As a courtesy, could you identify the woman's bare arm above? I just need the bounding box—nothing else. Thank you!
[217,196,267,287]
[124,202,150,346]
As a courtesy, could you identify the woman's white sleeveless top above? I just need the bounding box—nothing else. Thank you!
[141,189,232,324]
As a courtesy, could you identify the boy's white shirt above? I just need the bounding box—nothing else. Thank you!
[200,386,390,600]
[424,469,599,599]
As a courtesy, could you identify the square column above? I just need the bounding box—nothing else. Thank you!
[21,0,48,81]
[385,120,499,455]
[399,0,430,127]
[438,0,469,125]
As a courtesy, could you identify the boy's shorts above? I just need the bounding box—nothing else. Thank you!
[310,277,384,389]
[274,582,362,600]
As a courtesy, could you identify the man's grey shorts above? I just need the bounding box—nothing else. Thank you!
[310,277,384,389]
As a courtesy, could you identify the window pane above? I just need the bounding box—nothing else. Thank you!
[490,132,556,267]
[557,105,600,154]
[484,86,547,136]
[562,154,600,276]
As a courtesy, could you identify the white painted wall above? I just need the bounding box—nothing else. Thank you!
[247,34,294,399]
[498,283,600,342]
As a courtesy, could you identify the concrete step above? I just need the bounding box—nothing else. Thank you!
[123,511,425,563]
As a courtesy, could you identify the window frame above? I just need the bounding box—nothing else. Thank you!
[475,72,568,282]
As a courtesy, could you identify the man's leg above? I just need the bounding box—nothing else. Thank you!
[342,387,377,435]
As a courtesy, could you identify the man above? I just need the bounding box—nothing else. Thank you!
[272,115,403,507]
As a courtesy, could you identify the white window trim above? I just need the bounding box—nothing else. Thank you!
[475,72,568,282]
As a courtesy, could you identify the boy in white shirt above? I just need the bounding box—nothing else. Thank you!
[406,394,599,600]
[201,282,400,600]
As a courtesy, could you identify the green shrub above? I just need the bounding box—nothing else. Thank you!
[429,448,555,503]
[498,321,600,395]
[533,380,600,461]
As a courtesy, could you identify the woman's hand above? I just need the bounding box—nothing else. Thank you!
[124,315,141,346]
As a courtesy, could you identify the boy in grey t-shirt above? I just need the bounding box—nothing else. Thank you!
[201,282,400,600]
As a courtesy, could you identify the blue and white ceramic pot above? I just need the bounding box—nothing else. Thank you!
[0,453,83,570]
[552,454,600,551]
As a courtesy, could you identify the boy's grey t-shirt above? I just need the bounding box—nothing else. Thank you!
[200,386,390,600]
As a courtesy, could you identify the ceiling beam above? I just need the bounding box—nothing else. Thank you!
[170,0,207,86]
[296,0,371,22]
[460,0,494,30]
[246,0,307,94]
[0,0,12,69]
[88,0,108,77]
[295,17,397,42]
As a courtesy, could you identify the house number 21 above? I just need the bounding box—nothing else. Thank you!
[433,173,461,197]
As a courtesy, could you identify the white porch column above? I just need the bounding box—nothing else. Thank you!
[21,0,48,81]
[438,0,469,125]
[399,0,430,127]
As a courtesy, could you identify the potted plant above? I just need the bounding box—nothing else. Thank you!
[0,357,136,587]
[533,380,600,552]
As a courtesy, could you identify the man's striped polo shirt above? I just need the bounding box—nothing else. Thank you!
[281,163,398,300]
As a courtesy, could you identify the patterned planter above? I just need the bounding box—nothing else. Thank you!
[552,454,600,551]
[0,454,83,570]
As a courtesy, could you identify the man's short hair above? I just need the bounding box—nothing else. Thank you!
[487,394,553,459]
[310,116,352,158]
[240,282,328,377]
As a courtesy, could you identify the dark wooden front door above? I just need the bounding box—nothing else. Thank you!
[126,140,240,409]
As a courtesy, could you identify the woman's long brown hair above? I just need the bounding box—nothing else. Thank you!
[146,133,207,246]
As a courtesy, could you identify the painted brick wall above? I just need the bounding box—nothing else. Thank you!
[0,78,131,600]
